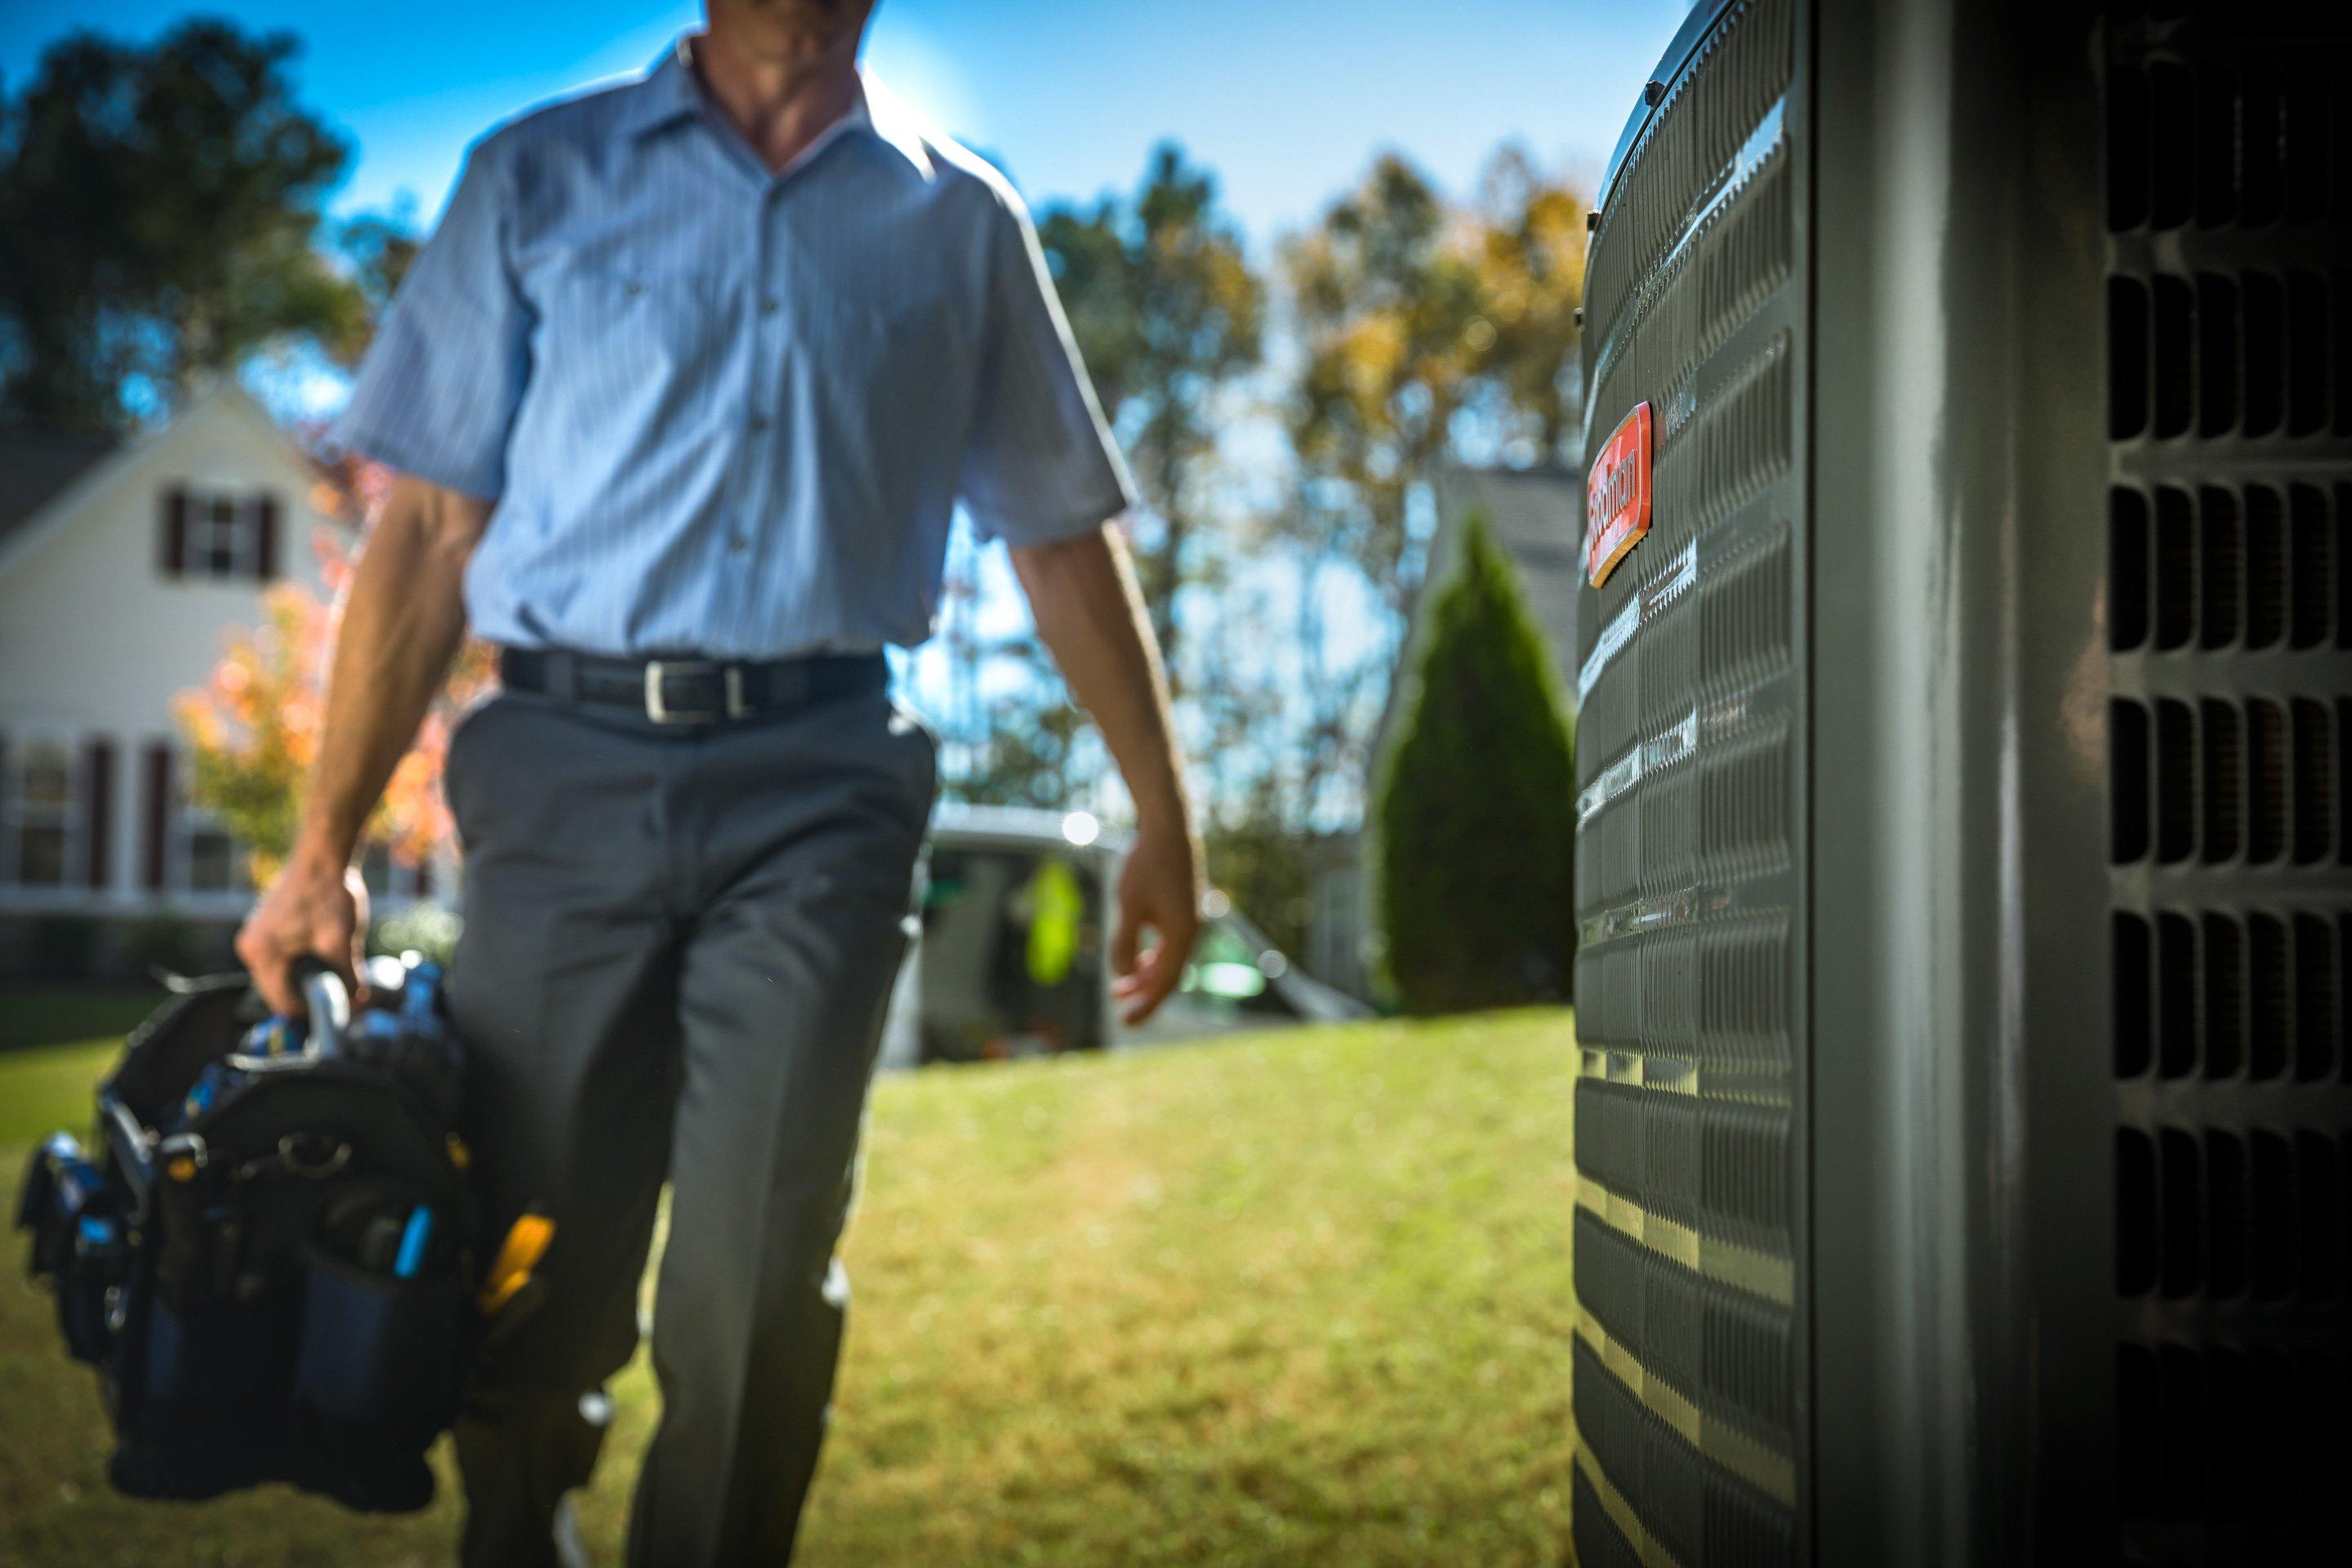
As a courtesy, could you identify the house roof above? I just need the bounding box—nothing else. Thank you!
[0,380,357,590]
[0,429,121,554]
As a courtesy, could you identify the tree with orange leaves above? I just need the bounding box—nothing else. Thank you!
[175,454,493,885]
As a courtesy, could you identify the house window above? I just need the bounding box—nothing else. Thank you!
[194,491,255,579]
[184,817,246,894]
[2,739,79,889]
[161,486,280,583]
[172,766,249,896]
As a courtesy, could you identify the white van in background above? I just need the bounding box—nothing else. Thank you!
[875,804,1370,1071]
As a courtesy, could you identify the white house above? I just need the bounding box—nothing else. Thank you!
[0,381,422,978]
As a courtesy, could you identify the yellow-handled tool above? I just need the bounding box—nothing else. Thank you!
[477,1211,555,1316]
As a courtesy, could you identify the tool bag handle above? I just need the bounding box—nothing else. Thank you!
[287,956,352,1058]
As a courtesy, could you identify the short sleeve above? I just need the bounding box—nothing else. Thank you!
[956,184,1137,546]
[333,142,532,500]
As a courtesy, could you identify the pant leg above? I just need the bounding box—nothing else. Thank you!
[442,693,685,1568]
[626,695,934,1567]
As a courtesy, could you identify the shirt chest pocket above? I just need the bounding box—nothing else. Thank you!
[793,295,964,475]
[541,265,730,422]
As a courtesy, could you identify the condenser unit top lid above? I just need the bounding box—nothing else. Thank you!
[1595,0,1744,216]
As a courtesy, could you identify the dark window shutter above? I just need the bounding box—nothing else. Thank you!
[0,733,10,884]
[253,492,281,581]
[143,743,174,893]
[414,858,435,900]
[83,738,114,891]
[160,486,189,577]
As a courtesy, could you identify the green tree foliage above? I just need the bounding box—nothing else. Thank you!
[1373,513,1575,1013]
[332,204,423,360]
[1282,147,1587,626]
[1250,149,1584,997]
[0,19,363,429]
[946,145,1263,815]
[1203,817,1355,966]
[1465,147,1588,460]
[1283,154,1482,628]
[950,632,1092,811]
[1037,144,1263,686]
[1192,573,1378,963]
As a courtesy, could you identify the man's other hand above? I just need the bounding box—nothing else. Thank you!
[1110,817,1204,1025]
[235,854,369,1017]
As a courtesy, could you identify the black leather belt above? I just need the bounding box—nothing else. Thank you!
[497,647,887,725]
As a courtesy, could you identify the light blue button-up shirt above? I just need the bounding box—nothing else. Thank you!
[335,40,1135,659]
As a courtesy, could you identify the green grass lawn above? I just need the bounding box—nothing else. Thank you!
[0,987,160,1054]
[0,1011,1579,1568]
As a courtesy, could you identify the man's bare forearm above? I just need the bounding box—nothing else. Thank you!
[292,476,490,870]
[1009,523,1189,829]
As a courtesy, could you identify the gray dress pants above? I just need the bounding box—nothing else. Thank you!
[439,684,934,1567]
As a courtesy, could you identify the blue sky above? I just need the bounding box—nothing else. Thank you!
[2,0,1687,245]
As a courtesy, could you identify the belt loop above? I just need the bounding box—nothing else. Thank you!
[546,649,577,702]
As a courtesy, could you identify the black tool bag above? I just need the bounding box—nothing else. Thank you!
[16,962,479,1513]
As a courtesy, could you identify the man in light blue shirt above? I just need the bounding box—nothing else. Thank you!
[238,2,1203,1562]
[332,25,1138,657]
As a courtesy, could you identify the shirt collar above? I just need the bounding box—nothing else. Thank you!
[856,72,934,180]
[623,37,933,181]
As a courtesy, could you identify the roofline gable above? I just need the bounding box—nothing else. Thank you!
[0,380,335,586]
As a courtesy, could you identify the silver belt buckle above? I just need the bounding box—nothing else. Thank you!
[644,659,748,724]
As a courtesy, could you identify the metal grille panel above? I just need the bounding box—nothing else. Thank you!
[1573,0,1806,1556]
[2105,4,2352,1562]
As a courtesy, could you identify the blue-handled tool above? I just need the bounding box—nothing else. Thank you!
[42,1134,100,1213]
[400,960,446,1034]
[394,1205,434,1279]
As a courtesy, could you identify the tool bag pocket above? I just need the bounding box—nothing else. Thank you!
[112,1281,302,1499]
[17,1144,127,1366]
[52,1233,123,1366]
[289,1245,467,1512]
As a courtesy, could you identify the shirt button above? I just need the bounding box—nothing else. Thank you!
[728,532,750,552]
[760,296,779,315]
[749,413,769,433]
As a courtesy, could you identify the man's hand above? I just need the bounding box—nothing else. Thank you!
[235,853,370,1016]
[230,474,486,1016]
[1111,816,1204,1025]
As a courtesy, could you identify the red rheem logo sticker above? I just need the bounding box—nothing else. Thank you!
[1584,402,1653,589]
